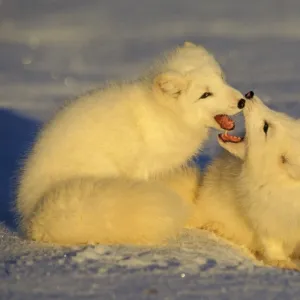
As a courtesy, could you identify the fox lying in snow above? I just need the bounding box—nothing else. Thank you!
[16,42,245,246]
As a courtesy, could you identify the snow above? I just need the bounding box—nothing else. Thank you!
[1,0,300,298]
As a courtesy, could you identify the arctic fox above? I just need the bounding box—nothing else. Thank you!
[16,42,245,246]
[191,92,300,270]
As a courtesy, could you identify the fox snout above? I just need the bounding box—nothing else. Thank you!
[241,91,255,111]
[245,91,254,100]
[242,91,263,115]
[237,98,246,109]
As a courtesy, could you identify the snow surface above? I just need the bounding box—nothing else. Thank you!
[1,0,300,298]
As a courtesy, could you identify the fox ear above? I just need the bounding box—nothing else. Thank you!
[183,41,197,48]
[281,155,300,180]
[154,71,187,98]
[218,139,246,160]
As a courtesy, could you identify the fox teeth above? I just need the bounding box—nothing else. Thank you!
[224,130,228,136]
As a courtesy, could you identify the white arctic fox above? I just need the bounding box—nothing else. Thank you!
[191,92,300,270]
[16,42,245,246]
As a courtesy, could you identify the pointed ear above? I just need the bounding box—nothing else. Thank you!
[154,71,188,98]
[281,155,300,180]
[218,139,246,160]
[183,41,197,48]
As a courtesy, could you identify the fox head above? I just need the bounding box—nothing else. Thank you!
[151,41,246,131]
[218,92,300,182]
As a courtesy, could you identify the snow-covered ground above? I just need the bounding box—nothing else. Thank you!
[1,0,300,298]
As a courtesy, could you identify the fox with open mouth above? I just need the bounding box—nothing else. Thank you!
[191,91,300,270]
[16,42,245,246]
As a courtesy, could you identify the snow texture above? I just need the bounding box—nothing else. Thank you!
[1,0,300,298]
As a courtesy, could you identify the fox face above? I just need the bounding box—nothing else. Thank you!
[184,68,245,128]
[153,42,245,132]
[218,92,300,183]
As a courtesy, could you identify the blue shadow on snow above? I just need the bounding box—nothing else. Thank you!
[0,109,40,229]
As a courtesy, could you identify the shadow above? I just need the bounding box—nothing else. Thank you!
[193,154,211,171]
[0,109,41,229]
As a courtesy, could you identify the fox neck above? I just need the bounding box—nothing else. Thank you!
[136,92,209,176]
[147,112,208,172]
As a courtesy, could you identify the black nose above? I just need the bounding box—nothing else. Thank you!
[245,91,254,100]
[238,98,246,109]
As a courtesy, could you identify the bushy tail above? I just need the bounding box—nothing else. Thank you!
[22,177,191,245]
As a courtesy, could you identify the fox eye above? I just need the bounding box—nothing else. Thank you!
[263,121,269,134]
[199,92,213,99]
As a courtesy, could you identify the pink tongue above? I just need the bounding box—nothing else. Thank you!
[219,133,243,143]
[214,114,235,130]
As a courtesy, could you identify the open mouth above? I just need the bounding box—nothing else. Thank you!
[214,114,244,143]
[214,114,235,131]
[218,131,244,143]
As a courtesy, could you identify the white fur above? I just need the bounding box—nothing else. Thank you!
[188,151,255,250]
[192,95,300,270]
[16,42,244,245]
